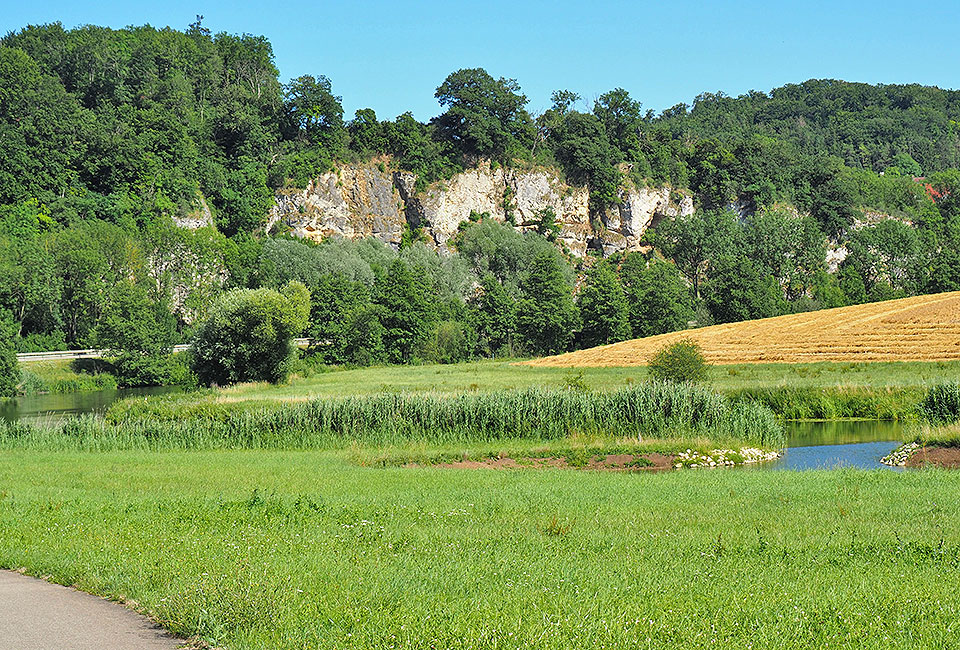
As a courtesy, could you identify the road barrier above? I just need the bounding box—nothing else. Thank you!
[16,339,312,362]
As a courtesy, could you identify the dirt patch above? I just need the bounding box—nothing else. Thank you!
[905,446,960,468]
[427,453,672,471]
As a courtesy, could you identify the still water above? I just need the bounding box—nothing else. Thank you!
[774,420,908,470]
[0,387,179,425]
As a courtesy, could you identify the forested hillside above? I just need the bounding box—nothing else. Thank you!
[3,20,960,390]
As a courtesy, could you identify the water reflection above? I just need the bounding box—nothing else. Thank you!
[773,420,909,470]
[784,420,910,447]
[0,386,179,425]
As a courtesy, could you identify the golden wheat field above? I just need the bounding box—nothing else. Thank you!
[529,291,960,366]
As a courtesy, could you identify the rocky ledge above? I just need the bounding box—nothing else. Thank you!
[267,161,693,257]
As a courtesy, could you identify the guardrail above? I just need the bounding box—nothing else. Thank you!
[16,338,312,362]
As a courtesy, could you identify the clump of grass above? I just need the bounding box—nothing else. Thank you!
[648,340,708,384]
[910,421,960,448]
[541,516,574,537]
[920,382,960,423]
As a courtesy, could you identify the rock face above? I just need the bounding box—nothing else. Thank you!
[268,164,405,246]
[173,195,214,229]
[269,161,693,256]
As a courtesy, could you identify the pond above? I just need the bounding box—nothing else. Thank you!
[0,386,180,425]
[773,420,909,470]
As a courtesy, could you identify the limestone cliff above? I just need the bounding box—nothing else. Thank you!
[269,162,693,256]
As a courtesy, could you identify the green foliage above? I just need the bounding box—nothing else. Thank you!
[376,259,438,363]
[0,309,19,396]
[516,251,578,355]
[454,219,562,291]
[94,281,176,357]
[282,75,345,154]
[656,210,743,299]
[93,280,180,387]
[920,383,960,423]
[2,21,960,373]
[533,206,561,241]
[419,320,476,364]
[552,111,620,212]
[744,209,826,299]
[703,255,784,323]
[592,88,644,161]
[578,262,631,347]
[190,282,310,386]
[434,68,534,163]
[348,108,387,156]
[648,339,709,384]
[844,219,922,298]
[733,386,922,421]
[620,256,693,338]
[471,274,516,357]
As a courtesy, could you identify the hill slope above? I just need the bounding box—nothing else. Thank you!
[529,292,960,366]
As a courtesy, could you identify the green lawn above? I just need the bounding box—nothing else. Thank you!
[1,450,958,649]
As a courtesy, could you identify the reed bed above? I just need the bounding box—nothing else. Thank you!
[2,383,785,451]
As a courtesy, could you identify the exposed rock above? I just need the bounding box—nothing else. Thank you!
[269,161,694,256]
[855,210,914,229]
[173,194,214,229]
[415,164,508,247]
[612,185,693,246]
[826,243,848,273]
[268,164,405,246]
[725,198,755,222]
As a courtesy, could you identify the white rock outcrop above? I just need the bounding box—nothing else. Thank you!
[269,161,693,256]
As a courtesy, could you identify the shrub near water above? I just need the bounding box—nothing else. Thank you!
[8,383,785,451]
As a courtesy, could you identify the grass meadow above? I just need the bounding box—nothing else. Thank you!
[1,451,959,649]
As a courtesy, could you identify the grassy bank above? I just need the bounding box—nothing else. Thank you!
[729,386,923,420]
[4,383,785,452]
[1,451,959,649]
[17,360,119,395]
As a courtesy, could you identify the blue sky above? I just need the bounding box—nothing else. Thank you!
[3,0,958,121]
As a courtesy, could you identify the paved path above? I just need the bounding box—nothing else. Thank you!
[0,570,181,649]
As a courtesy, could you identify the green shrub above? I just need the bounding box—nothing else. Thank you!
[920,382,960,423]
[190,282,310,386]
[648,339,708,384]
[110,353,194,389]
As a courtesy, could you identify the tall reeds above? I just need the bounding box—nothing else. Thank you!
[2,383,785,451]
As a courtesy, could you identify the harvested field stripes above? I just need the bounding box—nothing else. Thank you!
[529,291,960,366]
